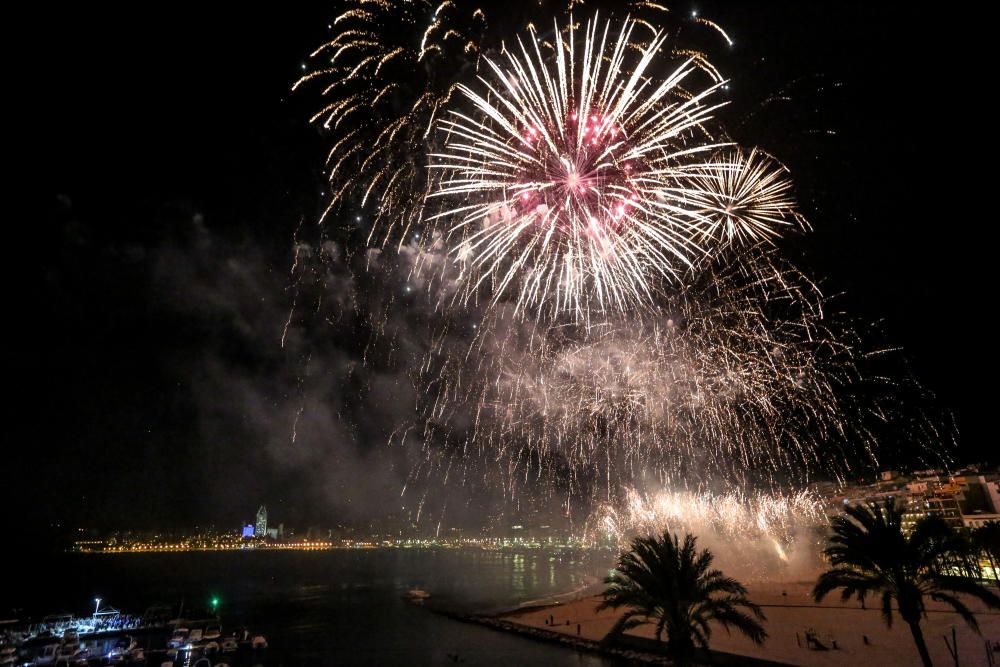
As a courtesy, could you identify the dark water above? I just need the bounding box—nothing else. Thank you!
[5,549,617,666]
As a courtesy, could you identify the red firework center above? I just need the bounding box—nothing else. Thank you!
[513,110,641,241]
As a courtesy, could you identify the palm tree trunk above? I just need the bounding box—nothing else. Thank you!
[906,620,933,667]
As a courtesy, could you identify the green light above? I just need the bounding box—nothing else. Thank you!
[211,597,220,608]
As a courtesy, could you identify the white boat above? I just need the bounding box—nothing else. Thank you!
[406,589,431,600]
[187,628,203,643]
[203,625,221,640]
[220,637,239,653]
[167,628,189,649]
[251,635,268,650]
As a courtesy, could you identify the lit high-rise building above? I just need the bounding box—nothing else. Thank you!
[255,505,268,538]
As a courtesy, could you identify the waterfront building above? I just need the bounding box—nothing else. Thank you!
[255,505,268,538]
[963,512,1000,529]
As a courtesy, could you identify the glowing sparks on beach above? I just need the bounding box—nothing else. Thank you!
[596,487,823,544]
[588,486,823,576]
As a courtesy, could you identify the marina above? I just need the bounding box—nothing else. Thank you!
[1,603,268,667]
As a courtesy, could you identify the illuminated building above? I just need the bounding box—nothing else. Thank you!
[255,505,268,538]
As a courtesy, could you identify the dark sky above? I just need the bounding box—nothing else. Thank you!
[12,3,989,536]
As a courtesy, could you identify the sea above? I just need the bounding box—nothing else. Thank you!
[5,548,619,666]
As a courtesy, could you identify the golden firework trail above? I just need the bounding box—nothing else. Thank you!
[687,147,807,246]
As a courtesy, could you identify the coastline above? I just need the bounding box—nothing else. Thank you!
[426,599,796,666]
[513,575,605,611]
[424,602,671,665]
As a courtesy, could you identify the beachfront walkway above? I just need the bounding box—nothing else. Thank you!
[502,579,1000,666]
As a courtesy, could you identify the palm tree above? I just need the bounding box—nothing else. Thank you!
[598,531,767,666]
[813,498,1000,667]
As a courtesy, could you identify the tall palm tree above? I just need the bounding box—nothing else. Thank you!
[813,498,1000,667]
[598,531,766,666]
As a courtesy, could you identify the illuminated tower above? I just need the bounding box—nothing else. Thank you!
[255,505,268,538]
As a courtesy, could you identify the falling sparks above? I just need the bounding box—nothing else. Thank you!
[408,250,876,507]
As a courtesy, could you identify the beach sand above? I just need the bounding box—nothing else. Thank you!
[502,577,1000,666]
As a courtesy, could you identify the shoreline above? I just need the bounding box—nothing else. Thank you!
[425,598,795,667]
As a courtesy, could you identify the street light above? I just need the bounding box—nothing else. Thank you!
[94,597,101,616]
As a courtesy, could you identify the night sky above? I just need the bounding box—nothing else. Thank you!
[13,3,989,538]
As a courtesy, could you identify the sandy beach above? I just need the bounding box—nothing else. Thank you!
[501,577,1000,666]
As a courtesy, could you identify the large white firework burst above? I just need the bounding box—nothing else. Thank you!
[427,17,801,321]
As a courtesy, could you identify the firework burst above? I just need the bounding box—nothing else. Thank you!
[425,17,804,322]
[297,1,727,250]
[294,1,488,244]
[688,147,806,246]
[292,6,951,534]
[403,249,881,512]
